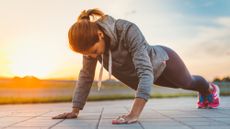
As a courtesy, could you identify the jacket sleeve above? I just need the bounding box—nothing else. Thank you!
[125,23,153,101]
[72,55,97,109]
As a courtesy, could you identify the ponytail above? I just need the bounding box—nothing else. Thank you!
[77,8,105,22]
[68,9,105,52]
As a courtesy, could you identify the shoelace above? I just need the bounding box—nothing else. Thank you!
[97,50,112,91]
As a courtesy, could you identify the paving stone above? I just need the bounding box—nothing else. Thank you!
[79,107,102,113]
[99,119,142,129]
[200,113,230,118]
[10,112,46,117]
[76,113,101,120]
[99,126,143,129]
[193,125,230,129]
[182,121,226,126]
[101,113,126,119]
[0,97,229,129]
[209,117,230,124]
[0,112,12,117]
[0,116,31,127]
[14,117,61,127]
[140,120,182,126]
[141,125,191,129]
[103,107,127,114]
[52,127,93,129]
[6,126,48,129]
[139,111,169,119]
[174,117,211,122]
[55,119,98,129]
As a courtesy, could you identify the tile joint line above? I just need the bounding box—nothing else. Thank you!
[96,107,104,129]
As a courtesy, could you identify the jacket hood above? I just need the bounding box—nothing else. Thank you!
[96,15,118,50]
[96,15,115,91]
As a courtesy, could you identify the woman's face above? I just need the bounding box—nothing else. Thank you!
[80,30,105,59]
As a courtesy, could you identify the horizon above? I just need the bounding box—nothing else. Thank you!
[0,75,120,81]
[0,75,229,82]
[0,0,230,81]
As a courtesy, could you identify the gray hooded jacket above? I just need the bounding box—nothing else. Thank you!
[72,15,169,109]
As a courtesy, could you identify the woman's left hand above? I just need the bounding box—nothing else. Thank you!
[112,114,139,124]
[112,98,145,124]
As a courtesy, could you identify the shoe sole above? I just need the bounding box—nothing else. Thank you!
[207,84,220,109]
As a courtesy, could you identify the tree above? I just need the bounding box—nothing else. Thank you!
[213,77,221,82]
[223,76,230,82]
[213,76,230,82]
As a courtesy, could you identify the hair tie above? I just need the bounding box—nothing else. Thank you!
[81,15,90,20]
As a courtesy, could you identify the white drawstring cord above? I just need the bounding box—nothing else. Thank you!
[97,50,112,91]
[108,50,112,79]
[97,54,104,91]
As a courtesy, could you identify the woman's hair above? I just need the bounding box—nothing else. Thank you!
[68,9,105,52]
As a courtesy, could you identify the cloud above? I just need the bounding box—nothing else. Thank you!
[216,17,230,27]
[186,17,230,58]
[199,40,230,57]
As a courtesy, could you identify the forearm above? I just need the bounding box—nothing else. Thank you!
[129,97,147,117]
[72,55,97,110]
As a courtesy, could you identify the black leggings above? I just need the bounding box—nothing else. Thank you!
[154,46,210,96]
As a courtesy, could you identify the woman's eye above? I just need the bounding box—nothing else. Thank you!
[93,50,97,54]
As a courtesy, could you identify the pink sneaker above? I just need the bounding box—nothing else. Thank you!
[207,83,220,109]
[197,93,208,109]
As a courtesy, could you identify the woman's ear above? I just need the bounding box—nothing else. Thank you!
[98,30,104,40]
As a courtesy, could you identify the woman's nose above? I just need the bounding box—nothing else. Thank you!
[89,54,98,59]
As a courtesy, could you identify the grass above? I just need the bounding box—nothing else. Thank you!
[2,92,230,105]
[0,79,230,105]
[0,96,72,104]
[0,93,196,105]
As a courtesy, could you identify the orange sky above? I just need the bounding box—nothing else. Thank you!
[0,0,229,81]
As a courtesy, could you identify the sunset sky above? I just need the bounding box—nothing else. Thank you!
[0,0,230,81]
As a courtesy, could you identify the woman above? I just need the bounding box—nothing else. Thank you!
[52,9,220,124]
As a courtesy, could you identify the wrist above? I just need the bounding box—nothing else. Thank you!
[72,107,80,113]
[128,112,140,119]
[129,111,140,117]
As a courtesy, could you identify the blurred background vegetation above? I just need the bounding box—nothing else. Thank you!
[0,76,229,104]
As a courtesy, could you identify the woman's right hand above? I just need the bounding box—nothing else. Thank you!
[52,111,79,119]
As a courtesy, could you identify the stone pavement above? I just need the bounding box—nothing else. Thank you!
[0,97,230,129]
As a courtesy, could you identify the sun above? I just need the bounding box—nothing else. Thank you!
[8,42,57,79]
[10,58,54,78]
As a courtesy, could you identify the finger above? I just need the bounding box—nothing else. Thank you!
[52,115,62,119]
[112,117,127,124]
[52,115,64,119]
[127,118,138,124]
[121,115,127,118]
[66,113,77,119]
[52,113,67,119]
[52,116,62,119]
[116,114,126,120]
